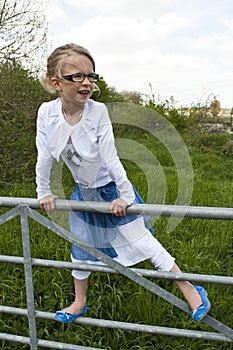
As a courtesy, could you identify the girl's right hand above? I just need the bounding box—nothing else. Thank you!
[109,198,128,217]
[39,194,58,212]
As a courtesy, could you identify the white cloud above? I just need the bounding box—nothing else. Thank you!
[46,0,233,107]
[192,32,233,52]
[65,0,179,19]
[49,12,192,55]
[47,1,68,24]
[222,18,233,33]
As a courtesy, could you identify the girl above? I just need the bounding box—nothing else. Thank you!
[36,43,210,323]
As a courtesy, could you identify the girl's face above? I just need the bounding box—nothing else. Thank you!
[51,54,96,108]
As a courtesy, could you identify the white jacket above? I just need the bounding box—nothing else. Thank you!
[35,98,135,204]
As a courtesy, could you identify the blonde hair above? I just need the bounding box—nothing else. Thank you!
[40,43,96,94]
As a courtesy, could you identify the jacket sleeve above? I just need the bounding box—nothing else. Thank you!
[35,104,54,200]
[97,106,135,205]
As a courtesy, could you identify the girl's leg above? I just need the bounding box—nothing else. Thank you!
[149,244,210,320]
[170,263,202,310]
[62,277,88,314]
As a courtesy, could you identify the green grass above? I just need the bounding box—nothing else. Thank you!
[0,139,233,349]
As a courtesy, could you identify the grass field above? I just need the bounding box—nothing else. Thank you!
[0,131,233,349]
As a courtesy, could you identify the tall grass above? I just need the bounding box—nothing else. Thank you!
[0,137,233,349]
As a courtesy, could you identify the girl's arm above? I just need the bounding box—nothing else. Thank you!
[36,104,57,211]
[97,107,135,215]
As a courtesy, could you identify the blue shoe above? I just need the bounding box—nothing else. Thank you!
[190,286,211,322]
[55,304,88,323]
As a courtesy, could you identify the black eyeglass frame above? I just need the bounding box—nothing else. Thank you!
[62,72,99,83]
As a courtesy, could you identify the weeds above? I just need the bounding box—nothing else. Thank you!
[0,128,233,349]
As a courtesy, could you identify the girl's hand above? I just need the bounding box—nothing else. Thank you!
[39,194,58,212]
[109,198,128,217]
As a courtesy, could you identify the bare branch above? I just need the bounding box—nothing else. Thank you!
[0,0,48,71]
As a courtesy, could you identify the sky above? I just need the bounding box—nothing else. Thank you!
[46,0,233,108]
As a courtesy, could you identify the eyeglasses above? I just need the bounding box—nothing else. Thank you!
[62,72,99,83]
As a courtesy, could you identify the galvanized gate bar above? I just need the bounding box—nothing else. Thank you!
[0,332,104,350]
[1,255,233,285]
[0,206,20,225]
[0,305,232,343]
[1,196,233,220]
[0,333,30,346]
[28,207,233,340]
[36,339,105,350]
[20,206,38,350]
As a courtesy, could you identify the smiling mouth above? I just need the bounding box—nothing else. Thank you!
[78,90,90,95]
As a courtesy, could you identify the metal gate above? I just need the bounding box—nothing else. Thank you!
[0,197,232,349]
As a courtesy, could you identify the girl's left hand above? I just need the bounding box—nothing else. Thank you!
[109,198,128,217]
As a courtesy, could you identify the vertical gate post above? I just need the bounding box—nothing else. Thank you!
[20,205,38,350]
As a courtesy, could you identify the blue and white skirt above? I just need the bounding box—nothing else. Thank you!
[69,181,158,264]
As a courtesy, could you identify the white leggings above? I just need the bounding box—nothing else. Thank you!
[71,244,175,280]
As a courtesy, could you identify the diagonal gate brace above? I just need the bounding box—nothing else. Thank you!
[27,207,233,341]
[0,206,21,225]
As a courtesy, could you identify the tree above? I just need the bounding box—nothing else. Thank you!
[210,96,221,118]
[0,60,52,186]
[120,90,143,104]
[0,0,48,72]
[94,77,126,103]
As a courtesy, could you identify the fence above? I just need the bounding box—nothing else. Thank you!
[0,197,233,349]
